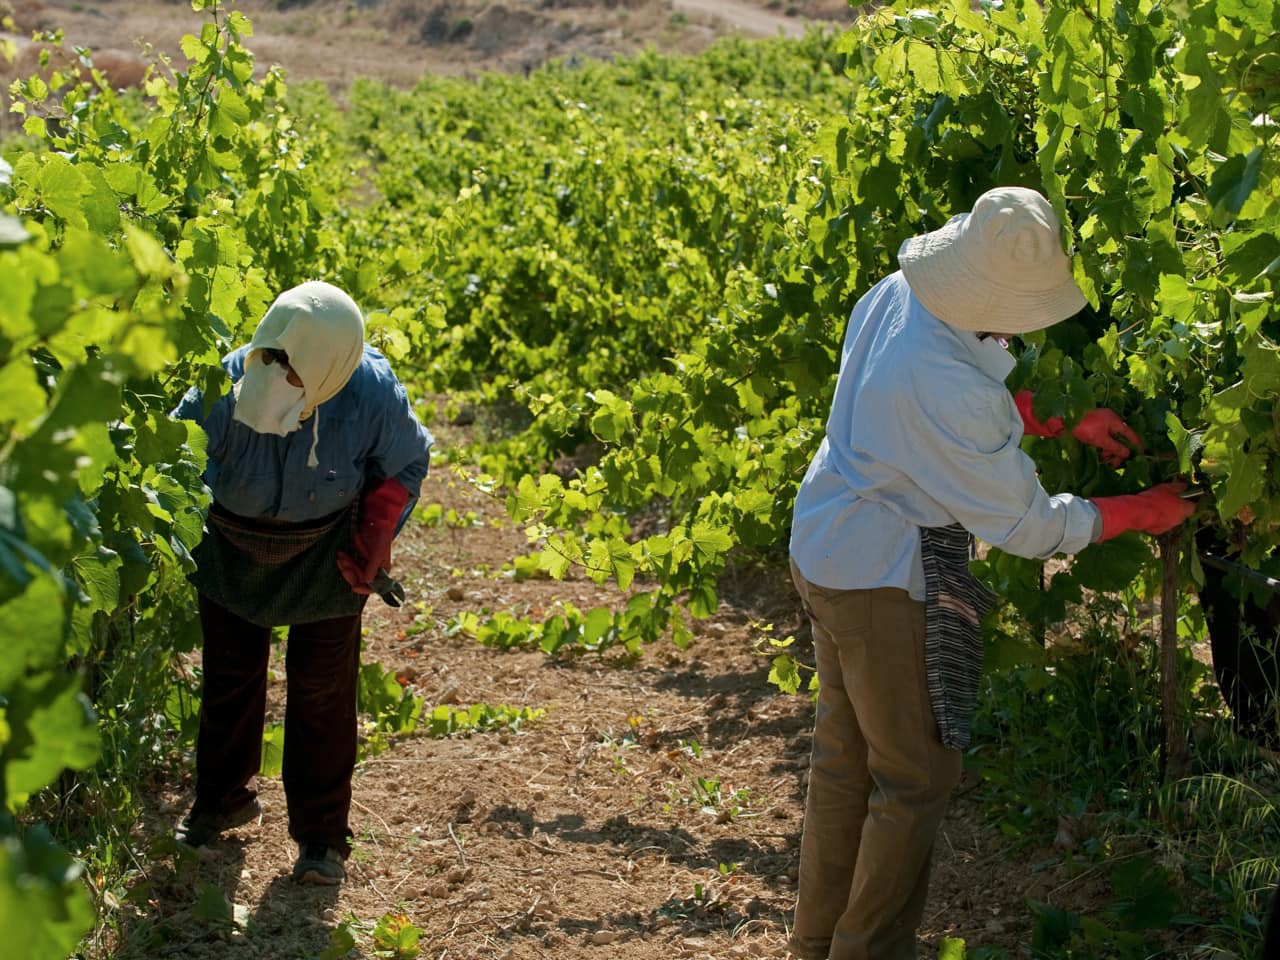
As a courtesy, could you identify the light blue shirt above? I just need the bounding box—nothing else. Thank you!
[174,344,433,524]
[790,272,1100,600]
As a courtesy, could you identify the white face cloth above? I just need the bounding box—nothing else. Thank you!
[247,281,366,422]
[232,281,367,463]
[232,357,306,436]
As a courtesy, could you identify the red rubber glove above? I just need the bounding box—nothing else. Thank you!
[1014,390,1065,438]
[337,476,410,594]
[1072,408,1143,467]
[1092,483,1196,541]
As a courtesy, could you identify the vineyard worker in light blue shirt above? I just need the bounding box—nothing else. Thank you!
[786,187,1193,960]
[171,281,432,885]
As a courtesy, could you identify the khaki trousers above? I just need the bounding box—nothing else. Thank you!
[791,561,962,960]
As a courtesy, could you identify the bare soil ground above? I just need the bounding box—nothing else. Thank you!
[103,449,1128,960]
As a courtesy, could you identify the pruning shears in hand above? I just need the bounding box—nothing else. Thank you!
[369,569,405,608]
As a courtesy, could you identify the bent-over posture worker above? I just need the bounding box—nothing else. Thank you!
[173,280,433,885]
[787,187,1193,959]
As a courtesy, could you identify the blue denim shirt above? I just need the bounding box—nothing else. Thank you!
[174,344,434,524]
[790,271,1100,600]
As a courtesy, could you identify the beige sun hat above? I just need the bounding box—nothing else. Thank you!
[897,186,1087,333]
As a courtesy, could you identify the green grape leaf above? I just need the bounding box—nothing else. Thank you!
[43,361,123,432]
[1164,412,1203,475]
[179,33,209,63]
[36,157,90,229]
[1207,147,1263,222]
[768,653,803,695]
[985,626,1049,672]
[123,226,177,278]
[0,358,46,428]
[1073,537,1153,592]
[588,390,634,443]
[1217,0,1277,30]
[0,574,66,688]
[79,167,122,236]
[0,827,95,960]
[538,545,571,580]
[690,522,732,563]
[1217,446,1267,520]
[3,670,100,804]
[260,723,284,778]
[192,881,234,928]
[581,606,615,648]
[688,581,718,618]
[69,547,122,614]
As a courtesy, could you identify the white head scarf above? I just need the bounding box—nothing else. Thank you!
[233,281,365,466]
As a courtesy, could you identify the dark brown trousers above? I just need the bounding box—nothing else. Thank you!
[193,594,364,855]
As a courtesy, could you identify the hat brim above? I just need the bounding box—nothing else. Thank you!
[898,216,1087,334]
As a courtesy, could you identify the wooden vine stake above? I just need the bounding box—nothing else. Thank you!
[1159,528,1191,783]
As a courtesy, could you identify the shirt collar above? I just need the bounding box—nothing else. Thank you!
[964,331,1017,382]
[903,276,1017,382]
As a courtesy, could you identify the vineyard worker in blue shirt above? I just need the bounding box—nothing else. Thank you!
[172,281,433,885]
[786,187,1194,960]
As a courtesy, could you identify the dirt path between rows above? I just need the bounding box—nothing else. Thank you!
[673,0,809,39]
[104,451,1119,960]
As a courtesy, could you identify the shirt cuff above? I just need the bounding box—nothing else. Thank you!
[1049,493,1103,555]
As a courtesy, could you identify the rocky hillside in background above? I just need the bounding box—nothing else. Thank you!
[2,0,854,94]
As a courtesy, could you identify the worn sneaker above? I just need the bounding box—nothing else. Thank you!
[174,798,261,847]
[292,844,346,885]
